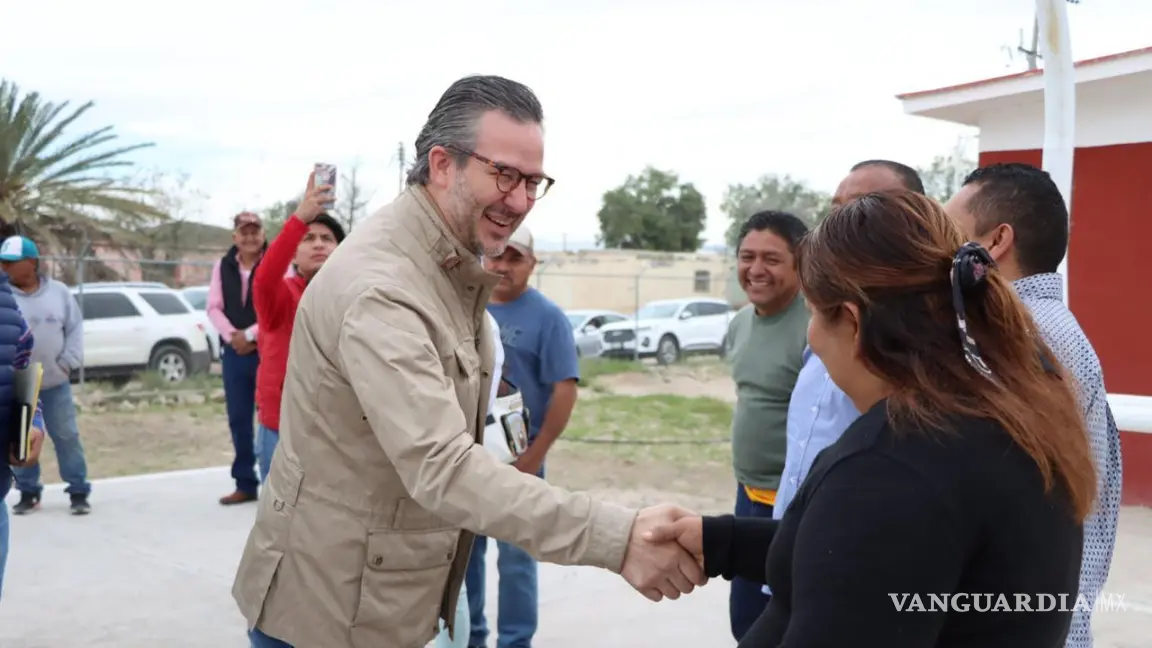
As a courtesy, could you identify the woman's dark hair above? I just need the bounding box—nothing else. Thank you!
[313,213,346,243]
[796,191,1095,521]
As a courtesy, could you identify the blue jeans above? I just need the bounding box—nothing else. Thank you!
[465,466,543,648]
[0,499,8,600]
[248,627,292,648]
[730,484,773,641]
[256,424,279,484]
[222,345,260,495]
[13,382,90,496]
[434,582,471,648]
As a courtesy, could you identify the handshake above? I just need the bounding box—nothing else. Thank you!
[619,504,708,602]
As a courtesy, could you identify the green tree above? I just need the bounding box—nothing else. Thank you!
[260,199,300,239]
[917,137,978,203]
[0,80,166,264]
[125,169,210,284]
[721,174,831,248]
[596,167,706,252]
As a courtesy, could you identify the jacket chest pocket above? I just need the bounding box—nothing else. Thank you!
[451,341,483,424]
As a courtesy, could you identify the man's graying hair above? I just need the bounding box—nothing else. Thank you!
[406,75,544,186]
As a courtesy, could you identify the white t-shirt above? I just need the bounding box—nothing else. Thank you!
[485,311,503,411]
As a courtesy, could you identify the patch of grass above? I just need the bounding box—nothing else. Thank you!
[42,405,234,480]
[577,357,646,387]
[82,370,220,394]
[562,393,733,465]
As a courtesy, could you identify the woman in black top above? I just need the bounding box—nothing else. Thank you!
[647,192,1096,647]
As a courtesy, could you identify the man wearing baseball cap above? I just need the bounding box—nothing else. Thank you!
[207,211,266,505]
[466,225,582,648]
[0,235,91,516]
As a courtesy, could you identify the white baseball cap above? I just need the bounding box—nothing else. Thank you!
[507,225,534,257]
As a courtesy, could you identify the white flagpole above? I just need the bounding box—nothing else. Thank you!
[1035,0,1075,307]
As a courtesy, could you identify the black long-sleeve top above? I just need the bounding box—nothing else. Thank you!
[703,399,1083,647]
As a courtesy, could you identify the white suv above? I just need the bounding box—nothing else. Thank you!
[597,297,733,365]
[70,282,214,383]
[179,284,221,361]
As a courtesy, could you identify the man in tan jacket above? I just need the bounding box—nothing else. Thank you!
[233,75,706,648]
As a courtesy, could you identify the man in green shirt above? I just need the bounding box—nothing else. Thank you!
[724,210,811,640]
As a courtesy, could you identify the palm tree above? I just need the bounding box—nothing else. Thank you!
[0,79,168,280]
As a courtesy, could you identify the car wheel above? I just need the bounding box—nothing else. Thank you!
[150,344,191,383]
[656,334,680,366]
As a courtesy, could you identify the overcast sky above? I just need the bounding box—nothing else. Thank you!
[4,0,1151,249]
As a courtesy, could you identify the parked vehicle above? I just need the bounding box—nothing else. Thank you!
[70,282,214,383]
[180,284,221,361]
[596,297,733,365]
[565,309,629,358]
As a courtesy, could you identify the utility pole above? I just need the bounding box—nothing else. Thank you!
[1017,0,1080,71]
[396,142,406,194]
[1019,16,1041,70]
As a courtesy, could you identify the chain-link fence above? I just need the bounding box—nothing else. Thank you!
[532,261,743,315]
[31,251,745,384]
[37,252,745,316]
[39,255,219,289]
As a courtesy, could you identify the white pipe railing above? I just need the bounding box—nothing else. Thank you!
[1107,394,1152,434]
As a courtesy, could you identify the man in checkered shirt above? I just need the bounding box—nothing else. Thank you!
[948,162,1122,648]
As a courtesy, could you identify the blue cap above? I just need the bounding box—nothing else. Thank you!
[0,236,40,262]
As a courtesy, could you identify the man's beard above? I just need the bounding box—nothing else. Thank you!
[446,175,514,258]
[446,174,484,256]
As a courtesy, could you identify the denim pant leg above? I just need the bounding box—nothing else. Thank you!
[465,535,489,646]
[222,346,260,495]
[494,540,538,648]
[13,383,91,496]
[248,627,293,648]
[729,484,774,641]
[256,424,279,484]
[0,499,8,601]
[435,582,471,648]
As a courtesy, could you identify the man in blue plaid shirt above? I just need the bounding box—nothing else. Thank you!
[948,162,1122,648]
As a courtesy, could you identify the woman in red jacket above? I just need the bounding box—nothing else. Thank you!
[252,173,346,482]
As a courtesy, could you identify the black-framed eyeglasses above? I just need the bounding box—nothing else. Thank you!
[445,145,555,200]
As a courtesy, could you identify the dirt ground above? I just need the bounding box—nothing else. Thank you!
[36,361,739,514]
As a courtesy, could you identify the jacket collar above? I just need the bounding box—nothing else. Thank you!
[404,186,501,295]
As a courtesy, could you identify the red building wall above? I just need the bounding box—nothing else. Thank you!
[980,144,1152,506]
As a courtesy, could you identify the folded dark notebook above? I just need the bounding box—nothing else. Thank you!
[9,363,43,462]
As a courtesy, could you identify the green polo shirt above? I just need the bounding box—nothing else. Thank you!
[727,295,809,491]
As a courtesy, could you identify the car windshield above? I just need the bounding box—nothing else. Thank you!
[566,313,586,329]
[635,303,680,320]
[182,289,208,311]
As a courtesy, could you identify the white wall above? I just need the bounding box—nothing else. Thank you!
[979,73,1152,152]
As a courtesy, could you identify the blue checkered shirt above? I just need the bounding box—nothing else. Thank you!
[1014,274,1122,648]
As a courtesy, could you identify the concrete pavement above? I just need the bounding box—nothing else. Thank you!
[0,467,730,648]
[1,466,1149,647]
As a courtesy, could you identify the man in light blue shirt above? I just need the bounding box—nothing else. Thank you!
[771,160,926,532]
[947,162,1121,648]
